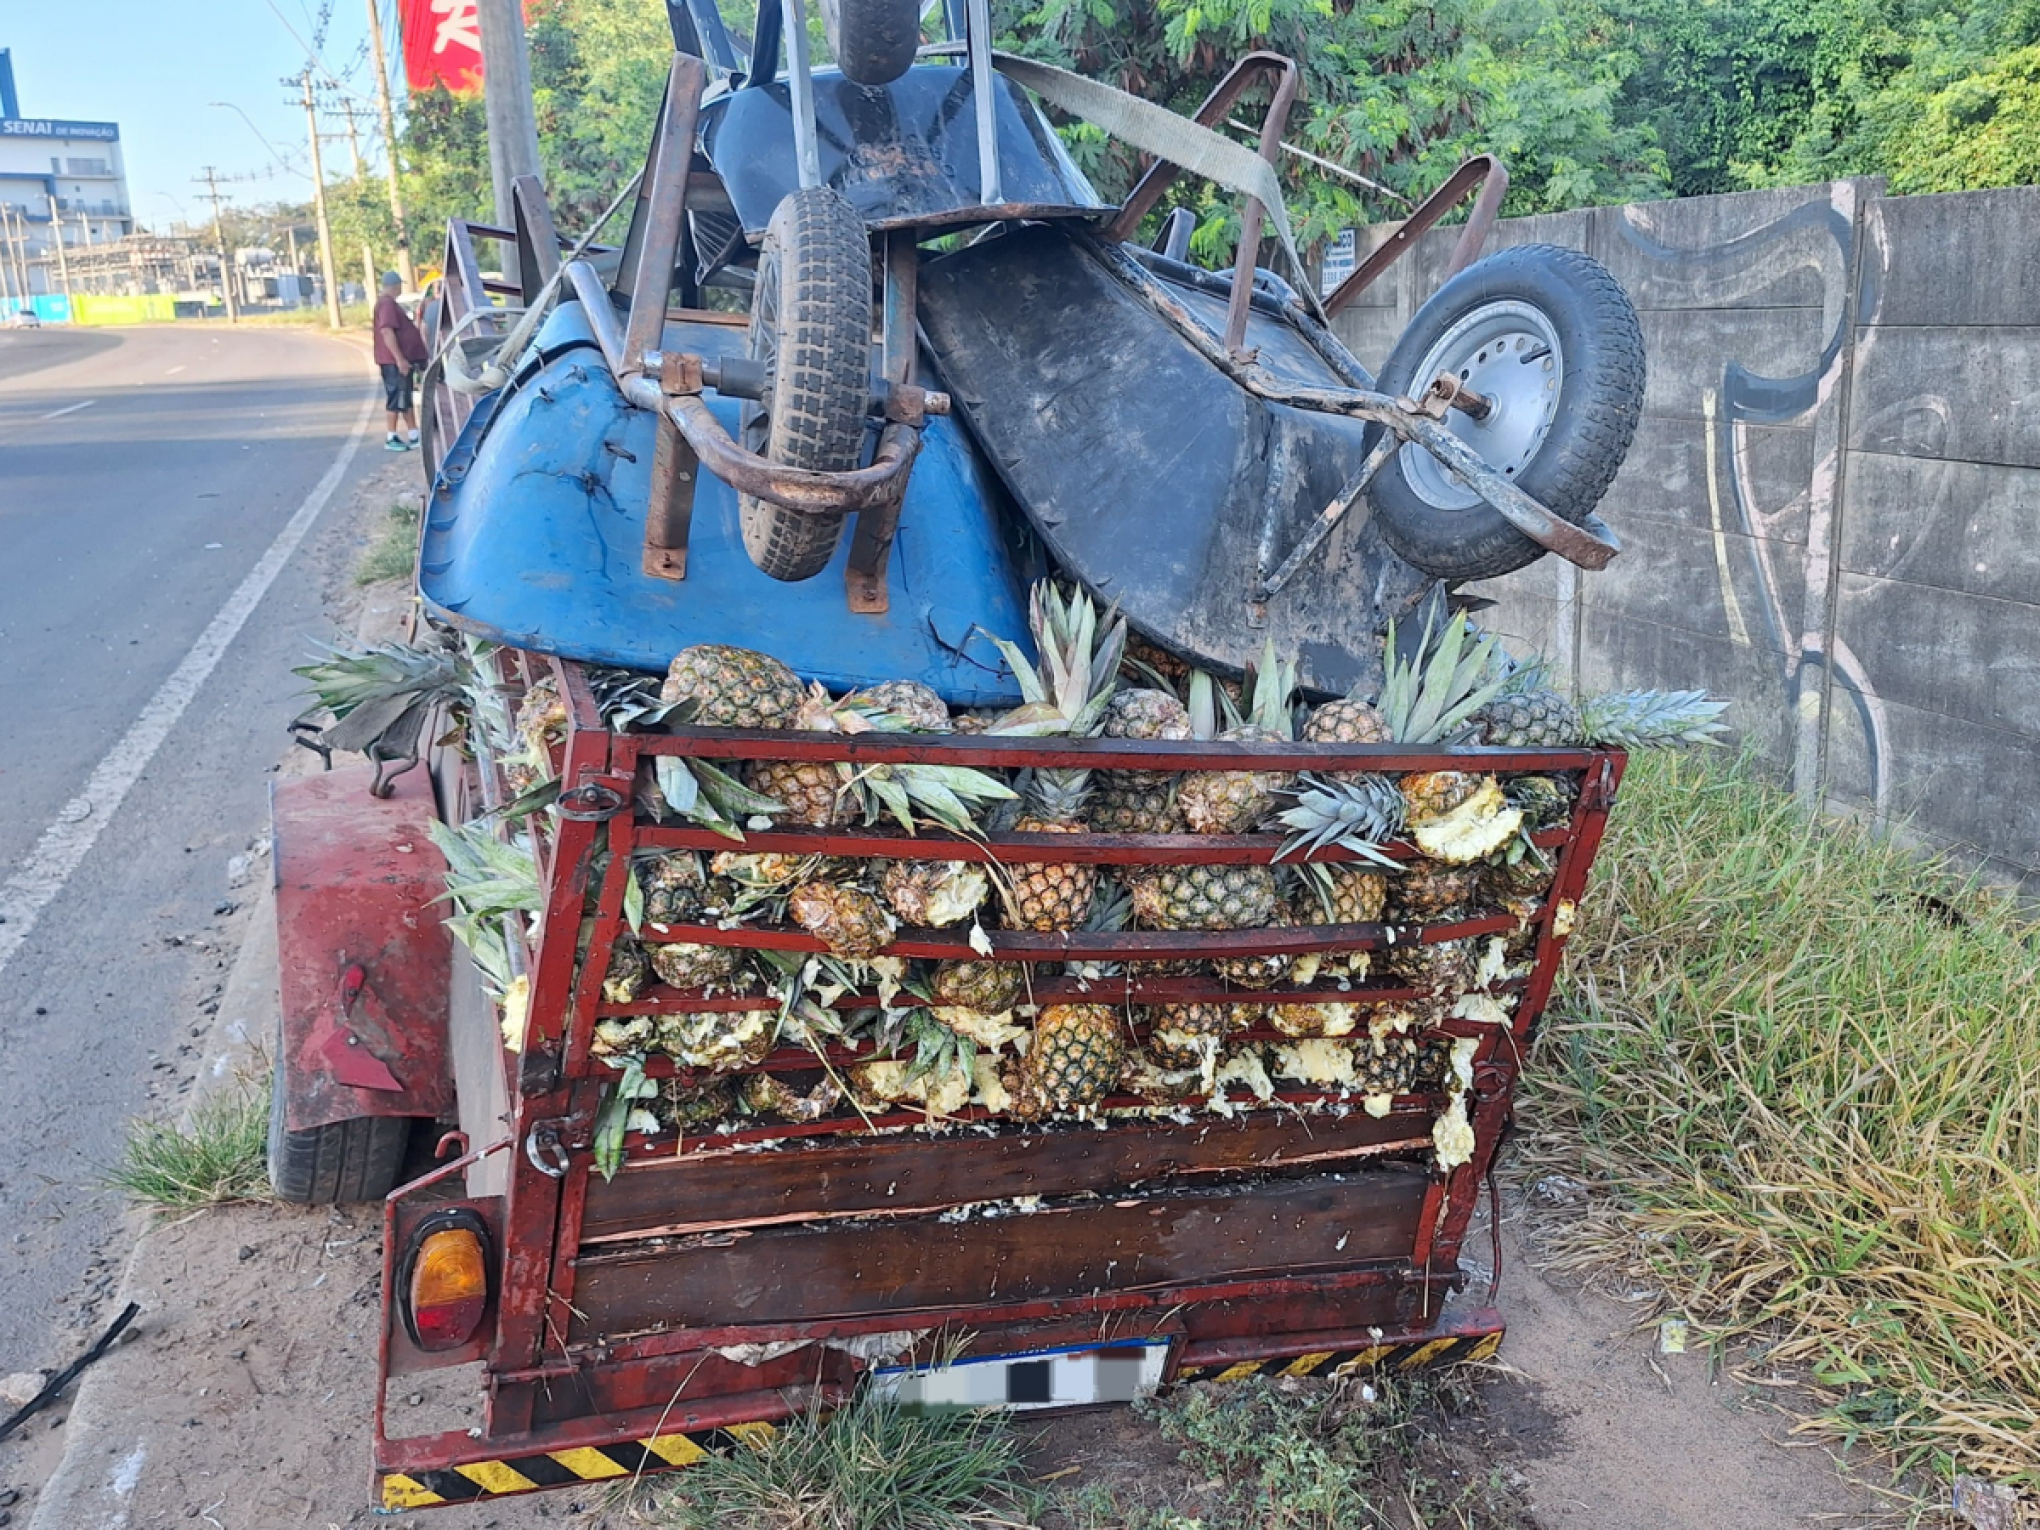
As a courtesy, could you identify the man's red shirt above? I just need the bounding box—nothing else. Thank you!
[373,293,428,367]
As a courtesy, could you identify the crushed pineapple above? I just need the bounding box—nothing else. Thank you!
[498,974,531,1054]
[1410,777,1524,864]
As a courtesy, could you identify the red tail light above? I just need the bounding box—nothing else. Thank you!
[400,1210,492,1351]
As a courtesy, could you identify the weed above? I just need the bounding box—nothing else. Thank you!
[650,1393,1039,1529]
[1520,749,2040,1484]
[354,497,420,586]
[106,1092,270,1212]
[1056,1373,1535,1530]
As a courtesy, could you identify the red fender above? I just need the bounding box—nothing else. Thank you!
[273,764,453,1134]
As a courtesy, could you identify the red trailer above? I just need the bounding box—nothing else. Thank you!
[270,647,1623,1509]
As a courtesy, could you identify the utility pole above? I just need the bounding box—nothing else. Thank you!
[0,207,14,306]
[477,0,541,268]
[297,70,344,329]
[194,167,239,321]
[45,193,73,306]
[339,101,366,180]
[362,0,415,290]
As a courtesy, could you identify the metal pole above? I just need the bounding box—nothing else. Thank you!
[477,0,542,238]
[0,207,14,306]
[300,71,345,329]
[341,103,367,181]
[363,0,416,291]
[45,194,73,306]
[195,167,240,322]
[780,0,820,189]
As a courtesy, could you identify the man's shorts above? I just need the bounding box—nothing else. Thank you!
[380,362,415,413]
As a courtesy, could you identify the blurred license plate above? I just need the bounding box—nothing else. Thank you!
[874,1341,1170,1410]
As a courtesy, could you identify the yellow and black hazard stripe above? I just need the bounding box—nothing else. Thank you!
[1174,1329,1502,1385]
[380,1419,778,1508]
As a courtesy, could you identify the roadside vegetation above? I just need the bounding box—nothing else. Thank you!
[355,496,422,587]
[1521,750,2040,1486]
[646,1394,1039,1529]
[1053,1374,1535,1530]
[106,1092,271,1213]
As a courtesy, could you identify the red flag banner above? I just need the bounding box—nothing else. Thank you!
[401,0,486,96]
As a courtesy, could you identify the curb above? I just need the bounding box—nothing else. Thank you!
[25,879,281,1530]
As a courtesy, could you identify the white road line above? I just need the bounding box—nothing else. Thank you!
[39,398,96,420]
[165,365,185,375]
[0,391,373,978]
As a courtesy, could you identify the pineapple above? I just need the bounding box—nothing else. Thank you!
[1403,772,1522,865]
[744,683,857,827]
[1295,863,1387,978]
[1144,1003,1256,1071]
[788,881,897,958]
[1091,687,1192,835]
[1266,1000,1360,1038]
[879,860,988,927]
[1477,687,1583,747]
[661,644,805,729]
[636,852,707,925]
[1383,936,1482,995]
[843,679,952,731]
[931,958,1027,1014]
[648,941,746,991]
[1355,1029,1424,1096]
[1506,775,1574,830]
[656,1077,734,1129]
[991,583,1128,932]
[655,1009,778,1071]
[1388,861,1481,923]
[739,1073,843,1121]
[1015,1003,1126,1116]
[1214,900,1298,989]
[1177,645,1299,835]
[1123,631,1190,687]
[1303,694,1392,747]
[1481,686,1727,749]
[602,937,651,1004]
[1130,863,1279,931]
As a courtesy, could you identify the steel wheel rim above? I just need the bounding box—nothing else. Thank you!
[1399,299,1564,513]
[740,252,781,458]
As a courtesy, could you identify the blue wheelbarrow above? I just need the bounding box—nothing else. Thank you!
[417,0,1643,703]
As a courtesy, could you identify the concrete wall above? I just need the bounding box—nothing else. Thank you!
[1332,181,2040,886]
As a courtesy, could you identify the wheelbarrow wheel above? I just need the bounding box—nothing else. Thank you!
[1366,243,1643,583]
[824,0,923,87]
[740,186,874,582]
[266,1038,413,1205]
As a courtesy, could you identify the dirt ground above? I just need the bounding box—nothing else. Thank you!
[3,457,1943,1530]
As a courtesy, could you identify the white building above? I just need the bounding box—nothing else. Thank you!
[0,47,133,299]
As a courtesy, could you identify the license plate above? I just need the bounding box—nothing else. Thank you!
[874,1341,1171,1410]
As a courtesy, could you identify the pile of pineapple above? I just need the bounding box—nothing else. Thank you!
[531,585,1723,1156]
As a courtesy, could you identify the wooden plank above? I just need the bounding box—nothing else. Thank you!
[568,1170,1430,1341]
[581,1110,1436,1240]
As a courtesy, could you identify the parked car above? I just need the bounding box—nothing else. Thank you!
[4,308,39,328]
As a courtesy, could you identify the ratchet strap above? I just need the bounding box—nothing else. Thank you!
[991,52,1324,319]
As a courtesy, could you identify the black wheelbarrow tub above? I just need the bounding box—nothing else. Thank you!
[917,223,1432,697]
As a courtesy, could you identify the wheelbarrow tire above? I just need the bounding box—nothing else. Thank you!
[1366,243,1643,583]
[825,0,923,86]
[740,186,874,582]
[266,1042,413,1205]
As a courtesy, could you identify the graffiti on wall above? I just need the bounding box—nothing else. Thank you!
[1616,186,1894,814]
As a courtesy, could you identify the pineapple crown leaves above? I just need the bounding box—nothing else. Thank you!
[1273,772,1407,868]
[651,755,784,842]
[1239,636,1300,739]
[1579,688,1729,748]
[293,635,471,720]
[592,1057,658,1180]
[1188,669,1222,740]
[991,581,1127,739]
[585,665,698,733]
[855,761,1016,838]
[1377,607,1510,745]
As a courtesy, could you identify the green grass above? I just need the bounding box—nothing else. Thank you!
[106,1092,270,1212]
[354,496,421,586]
[1520,749,2040,1485]
[649,1395,1040,1529]
[1056,1374,1534,1530]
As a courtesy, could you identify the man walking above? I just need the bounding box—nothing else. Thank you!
[373,271,428,452]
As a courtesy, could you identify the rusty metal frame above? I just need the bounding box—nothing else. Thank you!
[1105,51,1301,358]
[1323,153,1511,316]
[369,648,1629,1505]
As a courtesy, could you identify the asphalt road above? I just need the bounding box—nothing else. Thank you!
[0,323,382,1378]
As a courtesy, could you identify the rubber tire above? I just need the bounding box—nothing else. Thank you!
[824,0,923,87]
[266,1042,414,1205]
[1366,243,1644,583]
[739,186,874,582]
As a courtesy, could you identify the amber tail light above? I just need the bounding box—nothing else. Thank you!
[399,1209,492,1351]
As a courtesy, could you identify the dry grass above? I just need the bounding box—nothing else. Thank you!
[1519,749,2040,1486]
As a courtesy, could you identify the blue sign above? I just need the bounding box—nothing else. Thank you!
[0,117,119,142]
